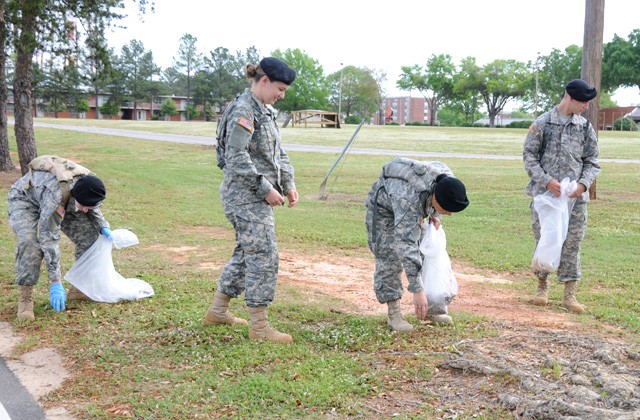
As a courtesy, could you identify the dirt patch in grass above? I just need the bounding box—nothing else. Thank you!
[0,167,21,188]
[278,250,576,329]
[276,250,640,418]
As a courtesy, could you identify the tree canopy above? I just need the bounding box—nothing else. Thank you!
[602,29,640,94]
[272,48,330,114]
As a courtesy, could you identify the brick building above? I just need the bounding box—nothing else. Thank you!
[598,106,637,130]
[6,90,200,121]
[376,96,429,125]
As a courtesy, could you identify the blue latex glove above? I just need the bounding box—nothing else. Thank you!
[100,227,112,239]
[50,282,66,312]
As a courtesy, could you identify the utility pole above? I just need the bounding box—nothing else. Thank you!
[534,52,540,118]
[338,63,344,126]
[581,0,605,199]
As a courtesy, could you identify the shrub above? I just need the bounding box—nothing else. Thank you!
[506,120,533,129]
[100,98,120,118]
[613,117,639,131]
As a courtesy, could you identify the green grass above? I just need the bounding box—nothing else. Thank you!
[0,120,638,418]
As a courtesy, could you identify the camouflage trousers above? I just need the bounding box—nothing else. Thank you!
[530,200,587,282]
[8,195,99,286]
[217,212,278,307]
[366,205,416,304]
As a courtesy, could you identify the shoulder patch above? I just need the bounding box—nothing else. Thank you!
[55,204,65,219]
[528,124,537,136]
[237,116,254,132]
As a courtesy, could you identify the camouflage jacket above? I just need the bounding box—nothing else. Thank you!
[217,89,296,215]
[523,107,601,202]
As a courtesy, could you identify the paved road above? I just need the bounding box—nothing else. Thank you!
[0,357,45,420]
[33,121,640,164]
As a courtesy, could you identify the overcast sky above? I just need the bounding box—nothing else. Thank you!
[109,0,640,106]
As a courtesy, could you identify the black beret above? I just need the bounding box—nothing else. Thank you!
[434,176,469,213]
[259,57,297,85]
[71,175,106,206]
[565,79,597,102]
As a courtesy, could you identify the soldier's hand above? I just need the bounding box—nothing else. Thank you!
[413,291,428,321]
[49,281,66,312]
[100,227,112,239]
[568,182,586,198]
[546,178,562,196]
[265,188,285,207]
[286,189,299,208]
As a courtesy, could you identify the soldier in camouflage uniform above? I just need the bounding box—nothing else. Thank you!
[365,158,469,332]
[8,156,112,321]
[523,79,601,313]
[205,57,298,343]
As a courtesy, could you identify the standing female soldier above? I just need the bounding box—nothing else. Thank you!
[205,57,298,343]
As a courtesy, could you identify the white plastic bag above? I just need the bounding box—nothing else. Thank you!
[419,223,458,312]
[111,228,140,249]
[531,178,577,273]
[64,229,154,303]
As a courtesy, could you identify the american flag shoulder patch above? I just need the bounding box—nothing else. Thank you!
[237,116,254,132]
[55,205,65,218]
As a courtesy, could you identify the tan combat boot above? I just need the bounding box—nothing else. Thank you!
[205,291,248,325]
[563,280,585,313]
[67,285,92,301]
[248,307,292,343]
[532,275,549,306]
[387,299,414,332]
[17,285,35,322]
[428,314,454,325]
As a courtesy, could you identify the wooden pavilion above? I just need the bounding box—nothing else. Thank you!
[290,109,340,128]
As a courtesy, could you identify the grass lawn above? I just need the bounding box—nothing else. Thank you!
[0,119,638,418]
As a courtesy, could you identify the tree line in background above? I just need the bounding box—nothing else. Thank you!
[25,30,640,128]
[0,1,639,174]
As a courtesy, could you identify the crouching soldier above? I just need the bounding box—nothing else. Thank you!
[8,155,112,321]
[365,158,469,332]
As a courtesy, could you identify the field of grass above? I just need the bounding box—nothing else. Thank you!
[0,119,638,417]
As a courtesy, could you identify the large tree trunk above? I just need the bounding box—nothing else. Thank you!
[0,2,15,172]
[13,2,40,175]
[14,50,37,174]
[581,0,604,200]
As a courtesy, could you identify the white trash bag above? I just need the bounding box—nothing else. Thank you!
[419,223,458,312]
[64,229,154,303]
[112,228,140,249]
[531,177,577,274]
